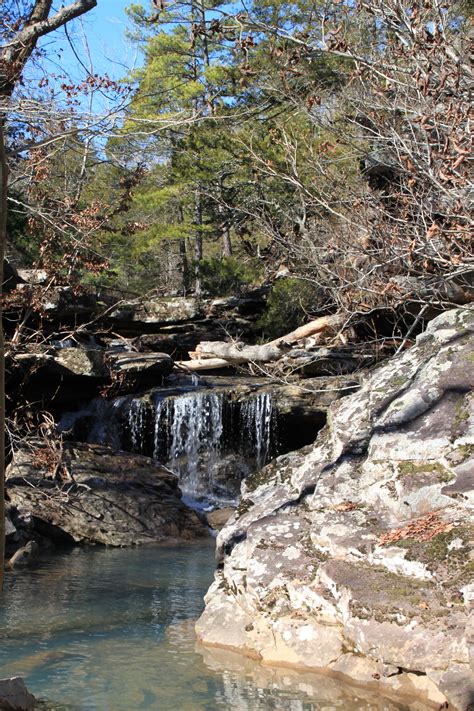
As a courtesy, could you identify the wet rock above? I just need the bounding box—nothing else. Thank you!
[0,678,36,710]
[197,307,474,711]
[207,508,235,531]
[6,441,207,546]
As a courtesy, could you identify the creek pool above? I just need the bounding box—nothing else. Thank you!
[1,542,412,710]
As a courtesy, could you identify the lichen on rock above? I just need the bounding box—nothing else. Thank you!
[196,307,474,710]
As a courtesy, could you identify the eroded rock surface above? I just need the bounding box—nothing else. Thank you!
[6,441,207,546]
[196,307,474,710]
[0,677,36,710]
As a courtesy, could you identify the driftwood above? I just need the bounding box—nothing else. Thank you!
[176,313,347,372]
[191,341,283,363]
[175,357,231,372]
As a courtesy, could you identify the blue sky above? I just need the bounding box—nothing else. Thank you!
[42,0,143,83]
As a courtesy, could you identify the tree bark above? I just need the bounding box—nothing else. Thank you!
[194,188,203,297]
[0,121,7,589]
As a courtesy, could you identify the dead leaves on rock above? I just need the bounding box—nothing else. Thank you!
[333,501,359,512]
[379,512,454,546]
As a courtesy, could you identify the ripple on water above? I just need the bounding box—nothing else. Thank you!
[1,543,413,710]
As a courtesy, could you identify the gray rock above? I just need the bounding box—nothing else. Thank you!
[6,441,207,546]
[106,351,174,388]
[0,677,36,710]
[108,297,202,330]
[207,508,236,531]
[196,307,474,711]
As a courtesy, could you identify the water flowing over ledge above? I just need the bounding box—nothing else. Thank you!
[60,382,280,508]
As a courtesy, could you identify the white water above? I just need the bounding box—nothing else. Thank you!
[240,392,274,469]
[153,392,225,503]
[60,386,277,506]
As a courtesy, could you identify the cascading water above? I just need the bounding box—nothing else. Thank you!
[240,392,275,469]
[152,392,225,504]
[59,384,278,508]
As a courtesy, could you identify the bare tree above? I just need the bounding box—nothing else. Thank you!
[0,0,98,588]
[228,0,473,320]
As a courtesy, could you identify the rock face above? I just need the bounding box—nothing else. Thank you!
[7,346,175,405]
[6,441,207,546]
[108,297,203,330]
[196,308,474,710]
[0,678,36,710]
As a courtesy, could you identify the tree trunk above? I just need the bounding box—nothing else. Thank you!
[194,189,203,297]
[222,225,232,257]
[0,120,7,589]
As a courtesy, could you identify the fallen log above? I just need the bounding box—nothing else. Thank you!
[268,313,347,346]
[188,313,348,367]
[175,357,232,372]
[191,341,283,363]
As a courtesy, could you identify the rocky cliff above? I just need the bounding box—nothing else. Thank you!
[196,308,474,710]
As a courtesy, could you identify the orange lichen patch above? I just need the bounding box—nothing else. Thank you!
[379,512,455,546]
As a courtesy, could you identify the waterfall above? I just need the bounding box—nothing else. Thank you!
[59,385,278,507]
[240,392,275,469]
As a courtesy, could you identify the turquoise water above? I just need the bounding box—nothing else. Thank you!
[0,542,411,710]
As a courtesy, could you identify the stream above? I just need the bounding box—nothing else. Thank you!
[0,542,412,710]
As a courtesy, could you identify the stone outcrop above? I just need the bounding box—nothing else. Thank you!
[107,296,203,330]
[7,346,175,405]
[196,307,474,710]
[6,441,207,547]
[0,678,36,710]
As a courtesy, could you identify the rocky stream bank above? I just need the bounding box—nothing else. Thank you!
[3,270,473,710]
[196,307,474,711]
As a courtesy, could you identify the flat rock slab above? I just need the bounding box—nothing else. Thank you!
[6,441,207,546]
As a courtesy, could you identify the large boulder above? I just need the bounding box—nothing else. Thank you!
[6,441,207,546]
[8,346,175,405]
[196,307,474,710]
[0,678,36,710]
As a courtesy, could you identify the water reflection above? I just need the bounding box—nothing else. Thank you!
[0,544,419,710]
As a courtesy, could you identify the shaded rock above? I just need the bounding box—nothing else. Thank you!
[3,260,24,292]
[0,678,36,710]
[133,330,222,359]
[207,508,235,531]
[8,347,107,406]
[106,351,174,390]
[8,346,175,404]
[277,346,376,377]
[37,285,97,319]
[6,441,207,546]
[196,307,474,711]
[5,511,16,539]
